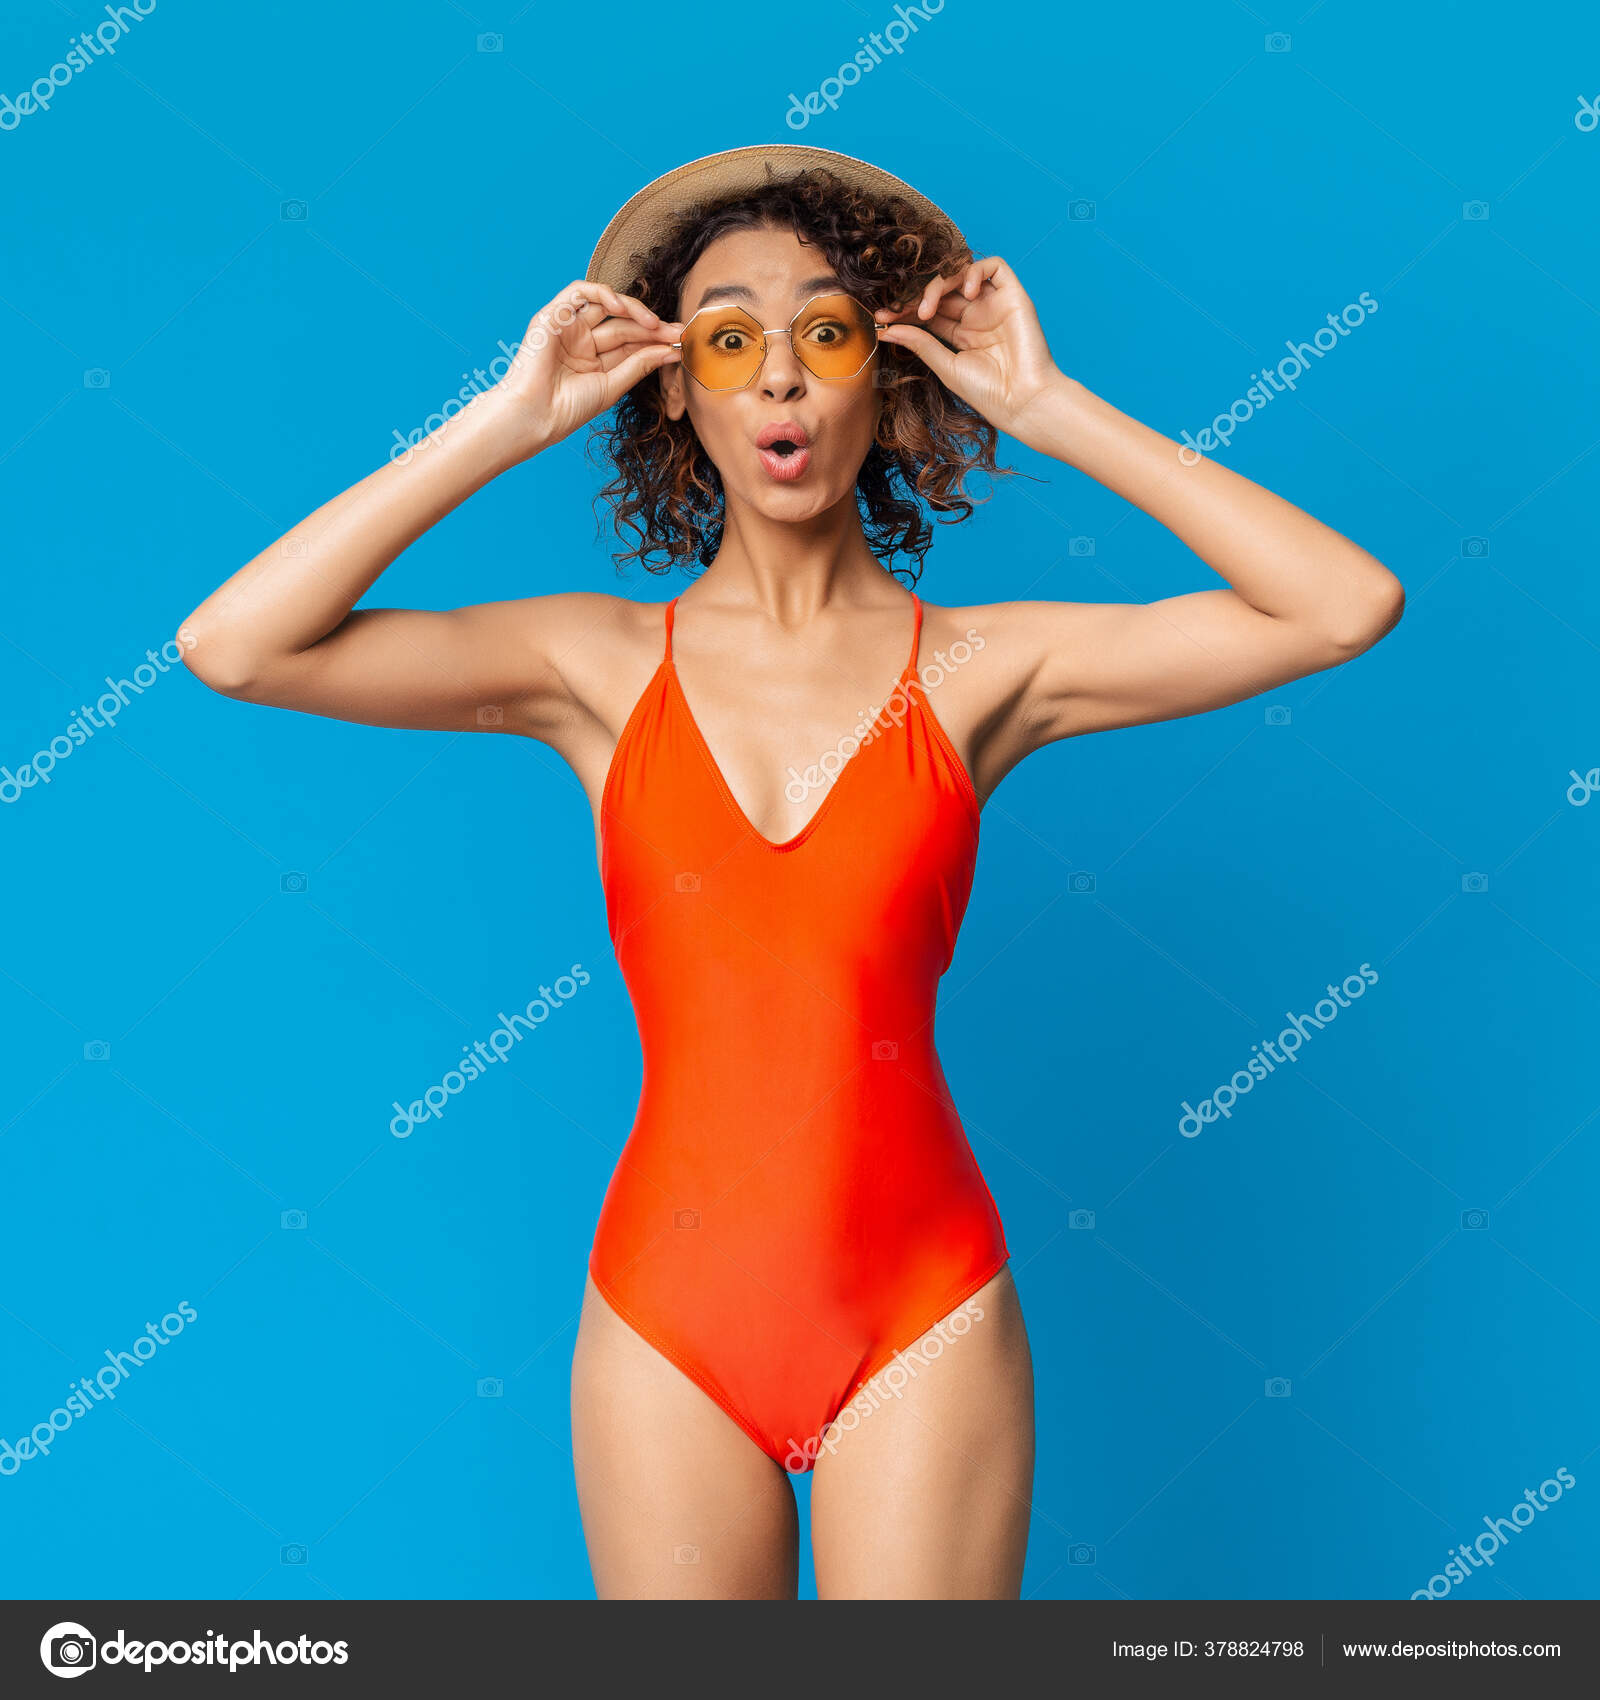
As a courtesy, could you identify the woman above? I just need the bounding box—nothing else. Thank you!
[178,144,1403,1600]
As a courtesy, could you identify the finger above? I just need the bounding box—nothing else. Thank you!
[911,291,997,346]
[532,288,675,363]
[896,259,1025,342]
[876,320,960,385]
[962,256,1003,297]
[918,269,968,320]
[927,288,994,328]
[571,293,683,353]
[591,320,679,365]
[930,259,1005,319]
[875,268,977,327]
[591,317,678,353]
[602,340,681,400]
[968,255,1033,308]
[534,282,631,341]
[607,288,667,328]
[937,257,1022,311]
[576,280,668,329]
[524,286,600,344]
[875,295,943,329]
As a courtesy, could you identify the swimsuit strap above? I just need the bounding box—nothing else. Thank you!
[663,597,678,664]
[902,593,924,685]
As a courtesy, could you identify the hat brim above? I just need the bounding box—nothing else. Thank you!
[585,143,970,299]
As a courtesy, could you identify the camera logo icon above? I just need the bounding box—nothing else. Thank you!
[1460,537,1488,558]
[1068,1209,1095,1231]
[673,1208,700,1230]
[1266,1377,1292,1398]
[1069,536,1095,557]
[1068,200,1095,221]
[1265,32,1291,52]
[871,1039,899,1061]
[83,369,111,389]
[83,1041,111,1061]
[1461,1208,1489,1230]
[476,705,504,726]
[280,872,308,894]
[1068,1543,1095,1564]
[1265,704,1291,726]
[281,538,308,558]
[1461,872,1488,893]
[673,1544,700,1564]
[674,871,700,893]
[280,200,308,221]
[1069,871,1096,894]
[40,1623,96,1677]
[280,1544,308,1564]
[1463,201,1490,221]
[478,32,503,52]
[281,1209,307,1230]
[477,1377,504,1397]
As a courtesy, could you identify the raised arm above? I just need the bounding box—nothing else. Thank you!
[992,373,1404,747]
[877,259,1404,769]
[178,281,681,736]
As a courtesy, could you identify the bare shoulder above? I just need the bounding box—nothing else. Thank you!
[487,588,659,652]
[911,597,1131,788]
[919,595,1108,641]
[917,596,1108,691]
[493,588,672,739]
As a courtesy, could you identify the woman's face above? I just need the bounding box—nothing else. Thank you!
[660,224,882,522]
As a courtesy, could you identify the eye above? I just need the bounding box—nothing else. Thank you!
[791,295,873,358]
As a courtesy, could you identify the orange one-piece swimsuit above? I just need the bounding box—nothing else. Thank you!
[590,591,1010,1471]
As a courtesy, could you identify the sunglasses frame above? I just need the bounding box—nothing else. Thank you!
[671,291,883,391]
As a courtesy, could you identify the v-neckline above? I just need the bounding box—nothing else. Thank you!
[666,596,921,854]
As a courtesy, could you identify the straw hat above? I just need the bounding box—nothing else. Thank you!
[585,143,971,296]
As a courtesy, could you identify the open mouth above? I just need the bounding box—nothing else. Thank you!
[756,424,811,480]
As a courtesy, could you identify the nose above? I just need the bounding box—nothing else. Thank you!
[757,329,807,401]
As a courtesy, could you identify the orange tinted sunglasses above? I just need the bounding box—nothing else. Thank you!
[672,292,882,391]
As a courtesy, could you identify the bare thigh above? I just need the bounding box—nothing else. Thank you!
[809,1267,1035,1600]
[570,1275,798,1600]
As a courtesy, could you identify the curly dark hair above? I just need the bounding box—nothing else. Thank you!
[587,165,1018,585]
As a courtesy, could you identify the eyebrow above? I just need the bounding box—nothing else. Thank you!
[690,274,842,312]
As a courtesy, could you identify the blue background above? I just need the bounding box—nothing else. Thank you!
[2,0,1596,1602]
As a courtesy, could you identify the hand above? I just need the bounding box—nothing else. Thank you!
[494,280,681,459]
[874,257,1062,441]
